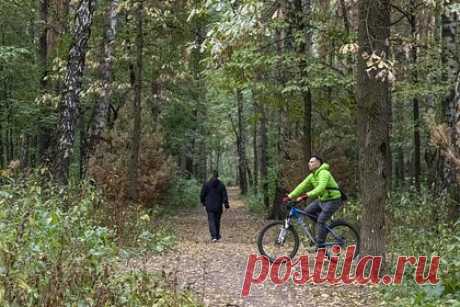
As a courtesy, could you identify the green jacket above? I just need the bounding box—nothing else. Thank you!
[288,163,341,202]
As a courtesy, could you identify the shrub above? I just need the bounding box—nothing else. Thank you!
[88,131,175,207]
[0,174,199,306]
[165,175,202,209]
[245,192,266,216]
[379,190,460,306]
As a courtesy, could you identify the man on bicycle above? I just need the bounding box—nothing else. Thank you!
[284,155,343,249]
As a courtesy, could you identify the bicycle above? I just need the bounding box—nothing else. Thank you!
[257,200,360,262]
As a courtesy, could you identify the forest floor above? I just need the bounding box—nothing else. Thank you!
[128,187,378,307]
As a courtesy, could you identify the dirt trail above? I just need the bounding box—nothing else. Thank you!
[132,187,376,306]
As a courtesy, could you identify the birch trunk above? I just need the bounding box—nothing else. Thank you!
[54,0,96,184]
[85,0,119,165]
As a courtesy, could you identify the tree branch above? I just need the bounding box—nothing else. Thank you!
[391,14,406,27]
[390,4,411,22]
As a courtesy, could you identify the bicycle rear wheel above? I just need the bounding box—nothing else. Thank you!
[324,219,360,259]
[257,221,299,263]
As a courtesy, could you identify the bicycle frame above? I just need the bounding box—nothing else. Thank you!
[283,202,344,248]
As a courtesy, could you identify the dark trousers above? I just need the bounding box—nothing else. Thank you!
[207,210,222,239]
[305,199,342,246]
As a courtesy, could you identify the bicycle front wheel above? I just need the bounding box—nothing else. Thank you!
[257,221,299,262]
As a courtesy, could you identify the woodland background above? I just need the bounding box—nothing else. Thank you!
[0,0,459,305]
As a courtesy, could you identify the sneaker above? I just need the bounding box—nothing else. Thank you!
[211,238,218,242]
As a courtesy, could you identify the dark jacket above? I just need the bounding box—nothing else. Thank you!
[200,178,229,212]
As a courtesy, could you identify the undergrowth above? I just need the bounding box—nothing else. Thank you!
[0,172,201,306]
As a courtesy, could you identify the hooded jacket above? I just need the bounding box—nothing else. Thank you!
[288,163,341,202]
[200,178,229,212]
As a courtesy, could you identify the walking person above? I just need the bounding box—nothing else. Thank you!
[200,170,229,242]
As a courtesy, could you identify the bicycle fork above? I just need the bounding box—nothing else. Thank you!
[276,218,291,244]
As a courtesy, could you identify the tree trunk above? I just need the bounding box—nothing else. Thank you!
[79,105,86,178]
[394,97,405,188]
[268,2,291,219]
[271,177,288,220]
[195,88,207,181]
[446,71,460,221]
[259,101,269,208]
[216,147,221,172]
[252,91,258,194]
[127,1,144,200]
[413,96,421,189]
[20,135,29,171]
[300,0,312,167]
[246,164,253,187]
[8,124,13,163]
[186,24,206,179]
[357,0,391,259]
[0,111,3,168]
[303,90,312,165]
[396,105,405,188]
[397,145,405,184]
[410,0,421,191]
[197,131,208,183]
[38,0,48,85]
[185,140,194,177]
[339,0,350,36]
[269,108,287,220]
[84,0,119,170]
[196,82,208,183]
[54,0,96,184]
[37,0,52,164]
[442,7,460,221]
[0,59,5,168]
[38,4,48,86]
[150,79,162,131]
[236,89,248,194]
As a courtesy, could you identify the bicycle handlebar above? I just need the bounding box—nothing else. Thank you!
[285,200,300,209]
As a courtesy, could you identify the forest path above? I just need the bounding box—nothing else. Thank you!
[131,187,376,306]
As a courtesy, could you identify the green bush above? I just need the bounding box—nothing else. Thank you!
[165,175,202,209]
[337,198,361,226]
[0,174,199,306]
[379,190,460,306]
[105,270,200,306]
[245,192,266,216]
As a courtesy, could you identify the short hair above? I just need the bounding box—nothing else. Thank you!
[212,170,219,178]
[310,155,323,164]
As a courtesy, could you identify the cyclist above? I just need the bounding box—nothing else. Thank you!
[283,155,343,249]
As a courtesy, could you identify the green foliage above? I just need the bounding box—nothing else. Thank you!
[379,190,460,306]
[0,174,198,306]
[245,192,266,216]
[0,46,31,62]
[337,198,361,226]
[161,98,200,157]
[218,175,234,187]
[134,215,176,255]
[106,270,201,306]
[166,175,202,209]
[116,207,176,256]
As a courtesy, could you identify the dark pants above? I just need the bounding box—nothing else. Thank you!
[305,199,342,246]
[207,210,222,239]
